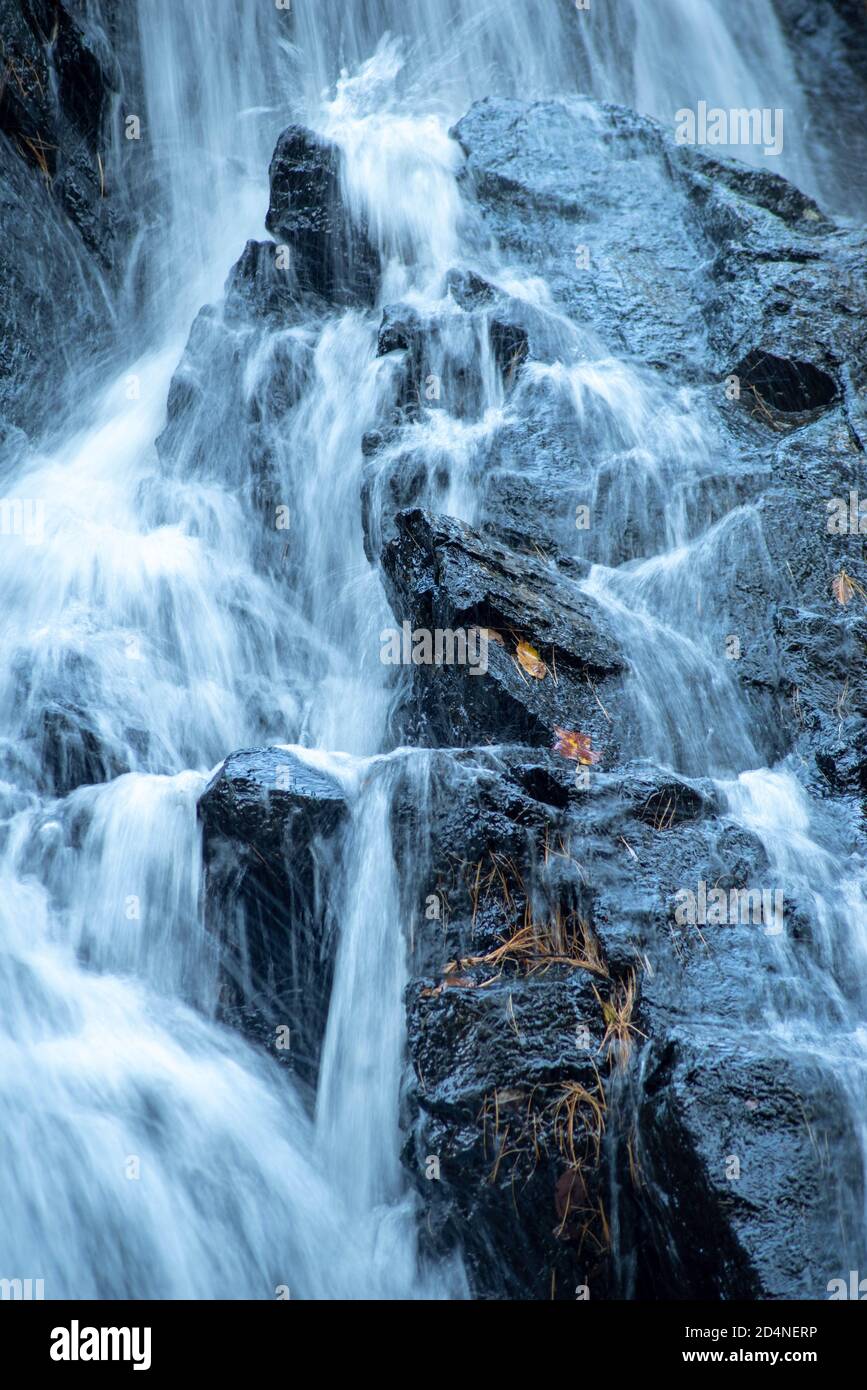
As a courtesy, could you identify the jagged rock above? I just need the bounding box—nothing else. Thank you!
[224,239,300,324]
[452,96,867,403]
[392,745,624,1298]
[408,972,610,1299]
[771,0,867,218]
[395,740,848,1297]
[451,97,710,376]
[265,124,379,305]
[0,0,131,430]
[375,291,530,419]
[380,508,625,751]
[154,295,314,539]
[37,701,131,797]
[198,747,348,1089]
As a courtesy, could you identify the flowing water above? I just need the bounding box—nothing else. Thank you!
[1,0,863,1298]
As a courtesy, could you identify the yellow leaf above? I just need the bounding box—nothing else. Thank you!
[553,727,601,765]
[516,640,547,678]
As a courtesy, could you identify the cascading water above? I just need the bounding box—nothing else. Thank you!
[1,0,864,1299]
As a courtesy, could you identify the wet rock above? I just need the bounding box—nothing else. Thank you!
[772,0,867,218]
[637,1035,856,1298]
[363,276,559,558]
[0,0,131,431]
[393,744,624,1297]
[450,95,867,416]
[443,267,498,308]
[265,124,380,305]
[443,93,866,784]
[224,239,300,324]
[375,292,530,420]
[668,148,867,417]
[408,973,611,1299]
[451,97,709,376]
[154,296,315,536]
[38,701,131,797]
[380,508,625,751]
[198,747,348,1089]
[394,736,848,1298]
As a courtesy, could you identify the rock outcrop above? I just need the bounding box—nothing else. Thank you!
[199,91,867,1298]
[198,747,348,1089]
[266,125,380,305]
[0,0,133,433]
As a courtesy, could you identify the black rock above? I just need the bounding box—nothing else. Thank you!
[198,747,348,1089]
[0,0,132,431]
[380,508,624,750]
[637,1035,857,1298]
[265,124,380,305]
[224,238,300,324]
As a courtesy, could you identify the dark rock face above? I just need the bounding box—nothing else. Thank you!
[224,239,301,324]
[771,0,867,218]
[198,748,348,1089]
[196,89,867,1298]
[733,349,839,417]
[376,290,529,419]
[442,96,867,793]
[0,0,117,239]
[390,745,621,1299]
[366,99,867,1297]
[0,0,133,432]
[266,125,379,305]
[391,743,854,1299]
[452,98,710,377]
[637,1036,853,1299]
[380,508,624,752]
[155,124,383,533]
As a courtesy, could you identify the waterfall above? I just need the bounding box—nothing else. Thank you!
[0,0,862,1299]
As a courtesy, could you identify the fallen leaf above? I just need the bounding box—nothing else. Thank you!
[516,639,547,678]
[833,570,856,606]
[555,1168,589,1226]
[553,726,601,765]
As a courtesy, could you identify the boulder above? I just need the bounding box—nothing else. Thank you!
[380,508,625,751]
[395,741,849,1297]
[265,124,380,305]
[198,747,348,1089]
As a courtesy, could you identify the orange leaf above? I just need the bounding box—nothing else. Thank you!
[516,640,547,678]
[553,727,601,765]
[833,570,855,606]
